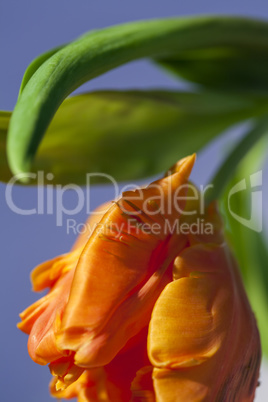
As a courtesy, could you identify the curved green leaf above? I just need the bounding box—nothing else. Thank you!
[220,137,268,355]
[2,90,268,185]
[7,16,268,177]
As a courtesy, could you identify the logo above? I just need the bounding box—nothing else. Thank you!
[228,170,262,232]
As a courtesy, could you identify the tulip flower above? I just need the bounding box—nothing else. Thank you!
[18,155,261,401]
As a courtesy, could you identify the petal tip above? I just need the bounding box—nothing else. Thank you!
[166,154,196,179]
[179,154,196,179]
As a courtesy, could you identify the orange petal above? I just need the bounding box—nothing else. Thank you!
[50,366,128,401]
[31,248,82,291]
[26,270,74,364]
[49,369,105,400]
[152,366,210,402]
[148,243,261,401]
[18,291,55,335]
[56,155,195,367]
[50,327,152,401]
[72,201,112,251]
[49,357,84,389]
[30,202,111,292]
[18,201,111,364]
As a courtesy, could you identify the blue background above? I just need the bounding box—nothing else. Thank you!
[1,1,268,401]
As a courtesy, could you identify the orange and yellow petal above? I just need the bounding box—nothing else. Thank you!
[17,154,261,401]
[147,242,261,401]
[56,155,195,367]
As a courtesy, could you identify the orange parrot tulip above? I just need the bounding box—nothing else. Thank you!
[18,155,261,401]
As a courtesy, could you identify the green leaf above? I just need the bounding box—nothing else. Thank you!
[2,90,267,185]
[7,16,268,178]
[18,45,64,97]
[206,116,268,204]
[220,136,268,355]
[0,111,13,182]
[156,47,268,91]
